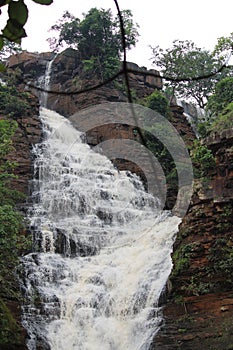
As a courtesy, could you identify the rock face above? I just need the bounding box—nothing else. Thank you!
[0,87,41,349]
[8,49,195,205]
[5,49,233,350]
[6,97,42,199]
[151,129,233,350]
[7,48,162,116]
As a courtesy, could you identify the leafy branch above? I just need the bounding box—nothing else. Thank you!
[0,0,53,51]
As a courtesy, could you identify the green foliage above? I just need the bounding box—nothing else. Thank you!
[142,127,178,208]
[197,122,210,138]
[0,117,26,304]
[0,0,53,58]
[114,80,138,101]
[0,118,24,249]
[0,118,17,156]
[172,243,195,277]
[48,8,139,79]
[83,55,121,80]
[151,39,233,108]
[0,80,32,207]
[144,90,171,117]
[186,277,214,296]
[197,78,233,137]
[0,118,25,205]
[220,204,233,218]
[0,38,22,62]
[207,77,233,115]
[0,205,22,255]
[207,238,233,276]
[214,32,233,58]
[0,82,30,117]
[138,98,179,209]
[190,140,216,177]
[209,102,233,133]
[32,0,53,4]
[0,297,23,346]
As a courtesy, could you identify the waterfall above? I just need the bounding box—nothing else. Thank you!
[177,100,207,137]
[19,107,181,350]
[38,56,56,108]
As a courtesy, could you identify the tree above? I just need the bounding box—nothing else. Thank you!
[151,39,232,108]
[214,32,233,62]
[0,39,22,63]
[206,77,233,115]
[48,8,139,79]
[144,90,170,118]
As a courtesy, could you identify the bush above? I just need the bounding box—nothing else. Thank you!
[190,140,215,177]
[0,205,22,256]
[0,119,25,300]
[210,102,233,133]
[207,77,233,115]
[0,83,30,118]
[145,90,171,117]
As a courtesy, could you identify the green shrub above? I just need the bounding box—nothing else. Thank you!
[0,297,23,346]
[0,83,30,117]
[171,244,195,277]
[144,90,171,117]
[207,77,233,115]
[0,118,26,300]
[190,140,216,177]
[210,102,233,133]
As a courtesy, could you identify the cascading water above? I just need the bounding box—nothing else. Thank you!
[38,56,55,108]
[20,107,181,350]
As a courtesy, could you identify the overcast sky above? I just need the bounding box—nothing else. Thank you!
[1,0,233,68]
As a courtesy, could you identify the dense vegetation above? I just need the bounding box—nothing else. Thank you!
[0,81,31,347]
[48,8,139,79]
[151,34,233,109]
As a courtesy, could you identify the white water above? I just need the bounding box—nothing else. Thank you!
[38,57,55,108]
[177,99,207,138]
[20,108,180,350]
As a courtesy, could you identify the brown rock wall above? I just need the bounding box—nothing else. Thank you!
[152,129,233,349]
[7,50,162,116]
[1,91,41,350]
[4,96,41,199]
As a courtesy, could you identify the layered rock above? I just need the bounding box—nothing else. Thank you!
[5,97,41,199]
[0,86,41,350]
[7,48,162,116]
[152,129,233,350]
[7,49,195,208]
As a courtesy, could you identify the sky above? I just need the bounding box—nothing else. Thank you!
[1,0,233,69]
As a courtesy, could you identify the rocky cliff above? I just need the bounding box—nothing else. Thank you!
[7,49,196,209]
[3,49,233,350]
[152,129,233,350]
[7,48,162,116]
[5,97,42,198]
[0,84,41,349]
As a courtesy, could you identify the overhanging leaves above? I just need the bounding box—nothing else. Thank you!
[0,0,53,51]
[2,19,27,43]
[8,0,28,26]
[31,0,53,4]
[0,36,3,50]
[0,0,11,7]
